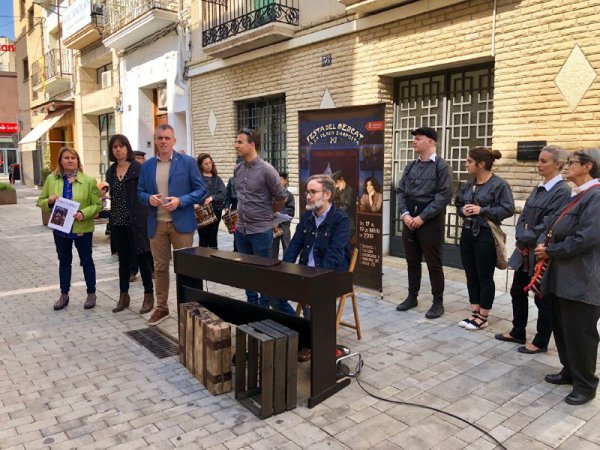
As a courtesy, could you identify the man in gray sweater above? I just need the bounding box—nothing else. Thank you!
[396,127,453,319]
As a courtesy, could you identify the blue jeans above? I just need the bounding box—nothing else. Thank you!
[53,232,96,295]
[271,298,298,316]
[235,229,273,307]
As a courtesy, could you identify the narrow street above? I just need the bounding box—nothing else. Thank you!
[1,184,599,449]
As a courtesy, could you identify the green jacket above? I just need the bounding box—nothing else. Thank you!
[37,172,102,234]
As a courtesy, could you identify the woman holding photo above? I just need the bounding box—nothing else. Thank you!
[37,147,102,311]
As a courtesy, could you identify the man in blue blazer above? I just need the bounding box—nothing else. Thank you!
[138,124,206,325]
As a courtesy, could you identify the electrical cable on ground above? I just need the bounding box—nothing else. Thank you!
[203,281,506,449]
[342,357,508,450]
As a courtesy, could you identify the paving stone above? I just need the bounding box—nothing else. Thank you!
[334,413,404,449]
[558,435,600,449]
[444,394,500,424]
[305,438,350,450]
[522,409,586,447]
[387,415,462,448]
[502,433,553,450]
[250,432,302,450]
[2,185,600,450]
[574,409,600,441]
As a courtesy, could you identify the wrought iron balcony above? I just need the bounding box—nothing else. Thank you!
[102,0,179,50]
[31,49,73,95]
[202,0,299,53]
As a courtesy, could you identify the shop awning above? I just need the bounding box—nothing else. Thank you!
[18,109,71,148]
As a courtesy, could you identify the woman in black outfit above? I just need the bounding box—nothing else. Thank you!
[495,145,571,353]
[106,134,154,314]
[196,153,226,248]
[456,146,515,330]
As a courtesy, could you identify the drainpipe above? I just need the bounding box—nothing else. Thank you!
[492,0,497,57]
[57,0,62,76]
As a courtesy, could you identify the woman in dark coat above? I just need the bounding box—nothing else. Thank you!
[456,146,515,331]
[195,153,226,248]
[106,134,154,314]
[495,145,571,353]
[535,148,600,406]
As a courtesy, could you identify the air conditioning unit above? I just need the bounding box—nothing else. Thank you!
[100,71,112,89]
[157,87,168,111]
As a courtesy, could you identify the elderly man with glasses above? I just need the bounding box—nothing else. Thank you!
[274,174,352,318]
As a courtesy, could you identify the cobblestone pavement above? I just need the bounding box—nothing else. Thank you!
[1,183,600,449]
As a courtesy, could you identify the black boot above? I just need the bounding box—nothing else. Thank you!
[425,301,444,319]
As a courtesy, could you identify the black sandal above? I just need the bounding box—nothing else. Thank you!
[465,312,488,330]
[458,311,479,328]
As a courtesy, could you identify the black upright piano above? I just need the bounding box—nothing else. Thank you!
[174,247,353,407]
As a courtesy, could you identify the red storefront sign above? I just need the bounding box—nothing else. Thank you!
[0,123,18,133]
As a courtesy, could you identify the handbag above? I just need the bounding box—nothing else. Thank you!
[486,218,508,270]
[524,184,600,296]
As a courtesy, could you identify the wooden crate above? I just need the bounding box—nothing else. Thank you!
[194,309,232,395]
[178,304,232,395]
[179,303,197,366]
[235,320,298,419]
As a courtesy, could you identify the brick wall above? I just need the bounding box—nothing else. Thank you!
[190,0,600,199]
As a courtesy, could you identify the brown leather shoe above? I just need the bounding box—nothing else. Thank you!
[113,292,130,313]
[139,292,154,314]
[54,294,69,310]
[84,293,97,309]
[147,309,169,326]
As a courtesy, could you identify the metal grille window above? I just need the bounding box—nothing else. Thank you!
[237,95,287,172]
[390,65,494,265]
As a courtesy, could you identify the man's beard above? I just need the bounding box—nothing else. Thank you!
[306,199,325,211]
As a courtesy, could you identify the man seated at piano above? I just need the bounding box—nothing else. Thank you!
[274,174,351,318]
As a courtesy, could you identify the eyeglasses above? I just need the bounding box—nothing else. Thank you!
[306,190,323,197]
[567,160,582,166]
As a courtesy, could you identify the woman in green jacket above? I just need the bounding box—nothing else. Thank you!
[37,147,102,310]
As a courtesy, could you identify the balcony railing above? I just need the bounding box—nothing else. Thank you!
[202,0,299,47]
[104,0,178,36]
[31,49,72,88]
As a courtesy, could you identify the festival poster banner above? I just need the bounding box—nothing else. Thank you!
[298,104,385,292]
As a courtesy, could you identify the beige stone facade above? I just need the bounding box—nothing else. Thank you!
[72,43,121,181]
[14,0,124,186]
[188,0,600,257]
[189,0,600,192]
